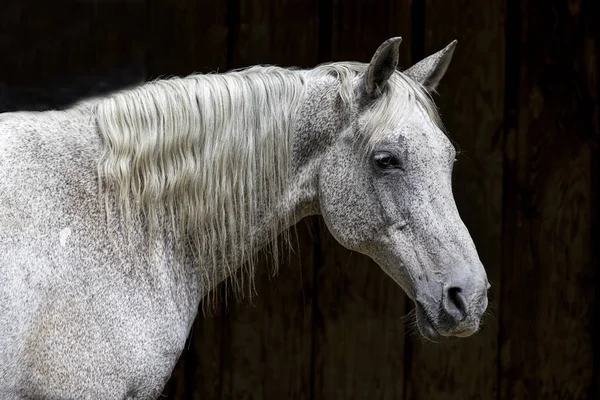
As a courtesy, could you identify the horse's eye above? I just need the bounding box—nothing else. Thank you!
[373,151,402,170]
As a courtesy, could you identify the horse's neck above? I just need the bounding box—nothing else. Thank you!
[92,70,344,308]
[194,76,343,300]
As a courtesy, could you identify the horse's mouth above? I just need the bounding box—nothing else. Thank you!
[415,301,481,340]
[415,302,441,341]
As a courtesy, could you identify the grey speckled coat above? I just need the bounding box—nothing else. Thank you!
[0,38,489,399]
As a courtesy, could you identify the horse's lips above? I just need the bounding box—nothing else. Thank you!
[415,302,441,340]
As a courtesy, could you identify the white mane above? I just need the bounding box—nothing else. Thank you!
[93,62,440,306]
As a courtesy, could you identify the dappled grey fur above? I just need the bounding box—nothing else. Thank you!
[0,38,489,399]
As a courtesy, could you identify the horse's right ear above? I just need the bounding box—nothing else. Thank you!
[363,37,402,98]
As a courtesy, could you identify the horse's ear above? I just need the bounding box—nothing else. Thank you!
[403,40,457,92]
[364,37,403,98]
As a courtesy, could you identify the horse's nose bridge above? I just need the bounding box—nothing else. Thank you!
[427,214,479,266]
[436,203,483,268]
[411,186,487,280]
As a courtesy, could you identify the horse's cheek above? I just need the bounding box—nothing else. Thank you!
[318,156,379,252]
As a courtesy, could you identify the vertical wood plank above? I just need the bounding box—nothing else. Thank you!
[329,0,412,66]
[220,223,317,399]
[145,0,228,78]
[229,0,319,69]
[313,2,412,399]
[500,0,598,398]
[144,1,229,398]
[313,225,409,400]
[404,0,506,399]
[591,0,600,392]
[0,0,145,87]
[219,1,319,398]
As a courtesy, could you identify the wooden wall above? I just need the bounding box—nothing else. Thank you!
[1,0,598,398]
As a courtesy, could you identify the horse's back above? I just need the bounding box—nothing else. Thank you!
[0,110,185,399]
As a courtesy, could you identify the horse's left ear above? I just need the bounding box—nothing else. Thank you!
[364,37,403,98]
[403,40,457,92]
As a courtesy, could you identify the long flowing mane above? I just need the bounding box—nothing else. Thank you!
[92,62,440,305]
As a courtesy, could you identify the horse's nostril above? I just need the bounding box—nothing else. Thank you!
[444,286,468,322]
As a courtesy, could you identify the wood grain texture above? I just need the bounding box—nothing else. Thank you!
[0,0,145,85]
[220,223,316,399]
[312,2,412,399]
[218,1,319,398]
[145,0,228,78]
[404,1,506,399]
[145,0,229,397]
[500,0,598,398]
[329,0,412,66]
[229,0,319,69]
[313,222,409,400]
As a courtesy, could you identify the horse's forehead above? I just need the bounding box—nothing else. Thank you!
[388,109,449,151]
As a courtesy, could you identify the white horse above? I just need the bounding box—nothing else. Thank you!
[0,37,489,399]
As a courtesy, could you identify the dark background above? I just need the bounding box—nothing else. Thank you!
[1,0,598,399]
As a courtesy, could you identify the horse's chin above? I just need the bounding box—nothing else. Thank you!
[415,302,481,340]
